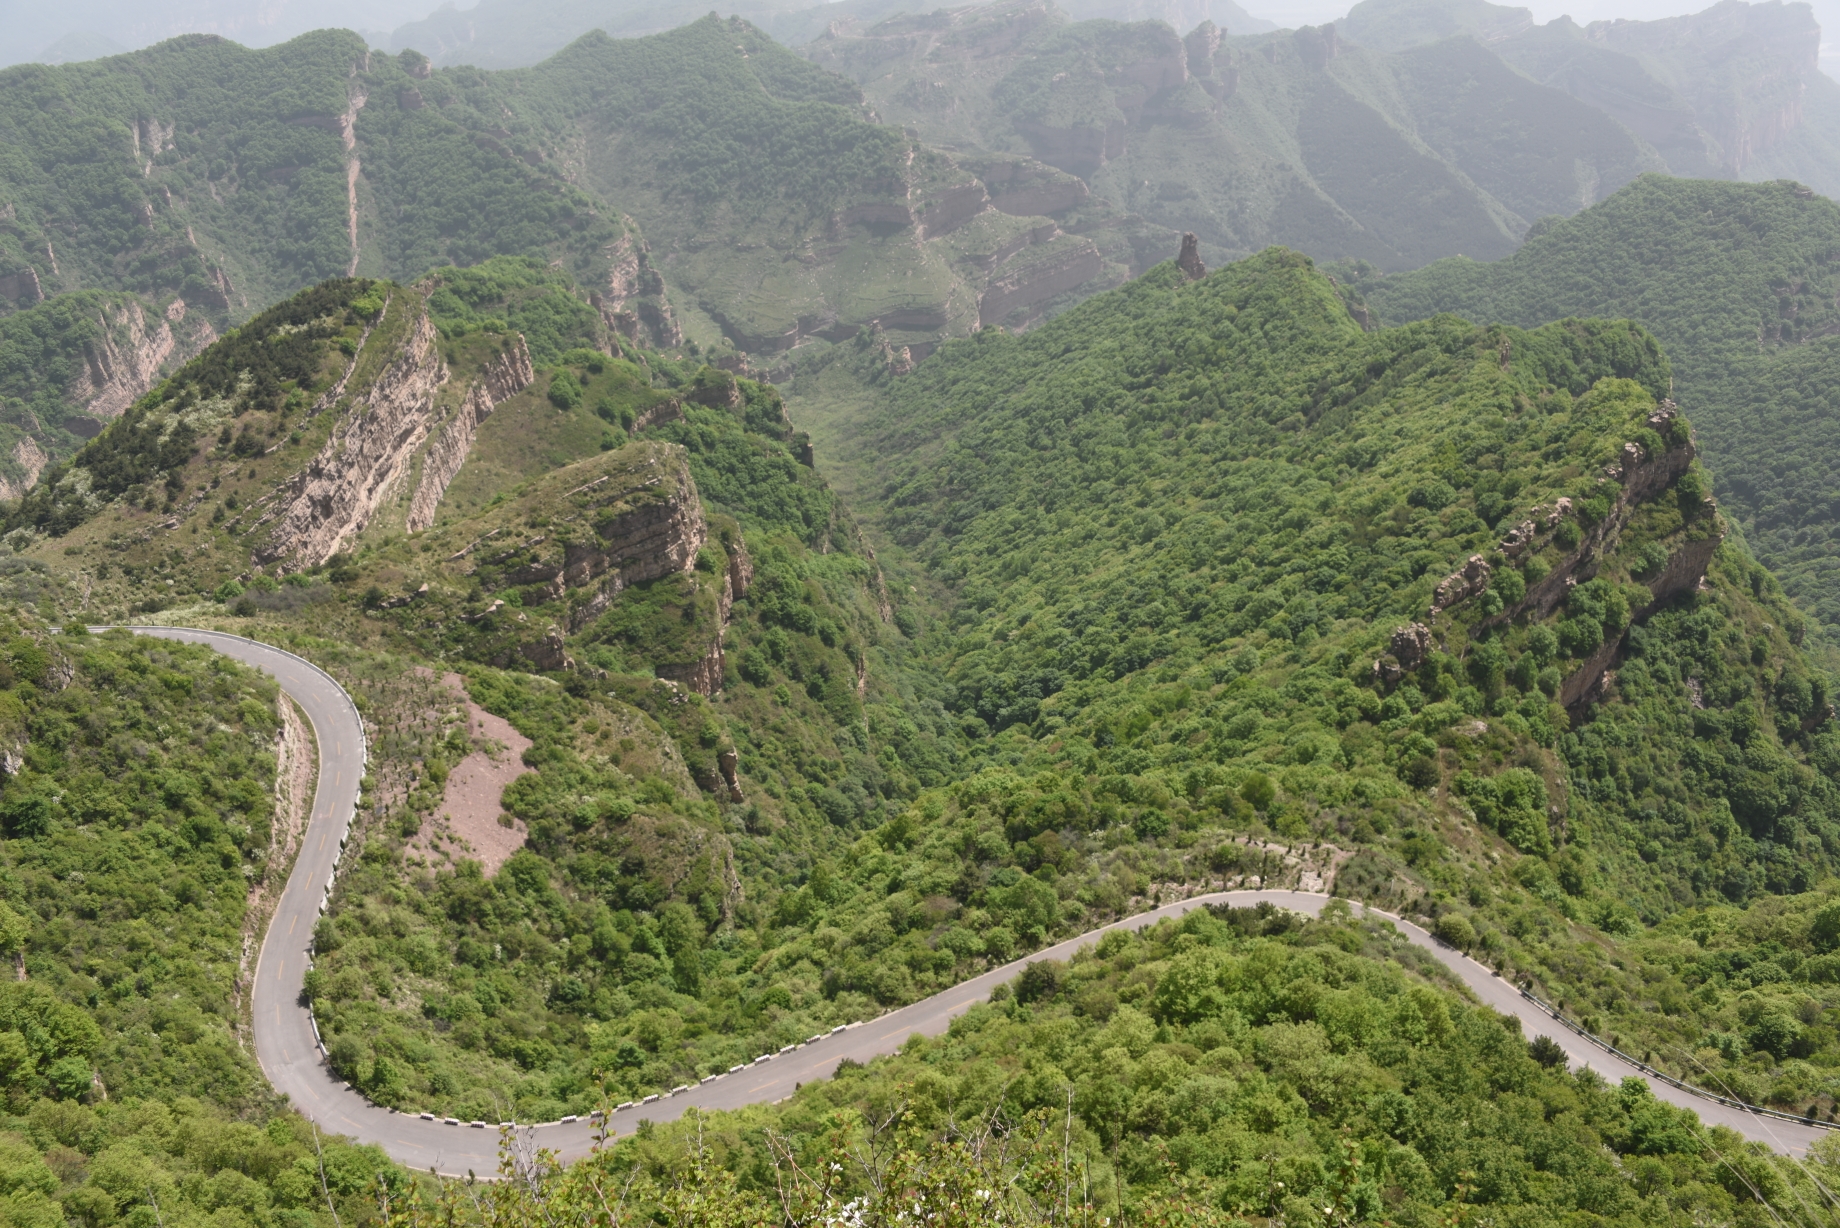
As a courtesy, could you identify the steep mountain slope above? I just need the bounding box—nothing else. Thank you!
[8,232,1840,1218]
[0,269,968,1121]
[0,0,432,68]
[0,613,402,1224]
[801,243,1840,1115]
[1348,0,1840,196]
[1351,174,1840,639]
[0,17,1157,466]
[506,16,1160,353]
[806,0,1661,271]
[556,905,1840,1226]
[0,292,217,496]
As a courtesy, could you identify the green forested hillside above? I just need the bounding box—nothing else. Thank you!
[1351,175,1840,638]
[0,16,1146,487]
[10,217,1840,1222]
[795,243,1840,1119]
[0,290,217,490]
[592,904,1835,1227]
[1343,0,1840,196]
[0,618,398,1228]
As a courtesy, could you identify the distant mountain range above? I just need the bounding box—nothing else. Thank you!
[807,0,1840,270]
[0,0,1274,69]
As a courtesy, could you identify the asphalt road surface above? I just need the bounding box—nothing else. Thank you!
[117,627,1830,1168]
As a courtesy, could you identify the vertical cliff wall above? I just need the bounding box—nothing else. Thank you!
[405,337,535,533]
[255,303,450,567]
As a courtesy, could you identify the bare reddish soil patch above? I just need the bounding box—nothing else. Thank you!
[426,672,533,875]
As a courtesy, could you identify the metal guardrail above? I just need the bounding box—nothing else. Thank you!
[1518,985,1836,1132]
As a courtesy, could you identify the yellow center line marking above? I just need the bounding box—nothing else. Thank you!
[755,1079,780,1090]
[289,914,298,933]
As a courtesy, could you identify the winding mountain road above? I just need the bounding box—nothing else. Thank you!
[119,627,1830,1167]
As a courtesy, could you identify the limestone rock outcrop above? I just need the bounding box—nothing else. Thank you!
[978,235,1103,327]
[1373,621,1433,684]
[595,224,681,349]
[406,337,535,532]
[256,305,450,567]
[0,438,48,502]
[657,533,754,698]
[508,446,709,631]
[65,300,177,420]
[1177,232,1206,280]
[656,638,725,694]
[1431,555,1490,615]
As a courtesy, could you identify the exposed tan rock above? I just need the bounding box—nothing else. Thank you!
[478,445,708,632]
[1430,554,1490,615]
[0,267,43,306]
[726,537,754,604]
[1373,621,1434,683]
[257,303,450,567]
[978,235,1103,327]
[406,336,535,532]
[916,181,990,239]
[1498,519,1537,558]
[687,370,743,411]
[1391,622,1434,669]
[717,748,744,803]
[1176,232,1206,280]
[0,438,48,502]
[632,398,684,432]
[63,299,177,420]
[976,157,1089,216]
[523,625,572,672]
[596,223,681,348]
[656,637,724,694]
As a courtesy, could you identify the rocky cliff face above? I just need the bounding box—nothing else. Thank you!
[406,337,535,532]
[0,438,48,503]
[1466,403,1701,632]
[595,224,681,349]
[971,157,1090,216]
[255,302,450,567]
[67,299,180,420]
[1558,526,1723,708]
[453,443,709,632]
[655,533,754,696]
[1500,2,1820,177]
[978,235,1104,326]
[0,295,214,497]
[1389,400,1724,710]
[1586,1,1815,174]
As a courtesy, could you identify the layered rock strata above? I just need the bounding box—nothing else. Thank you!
[405,337,535,532]
[654,534,754,697]
[256,307,449,567]
[1374,402,1722,706]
